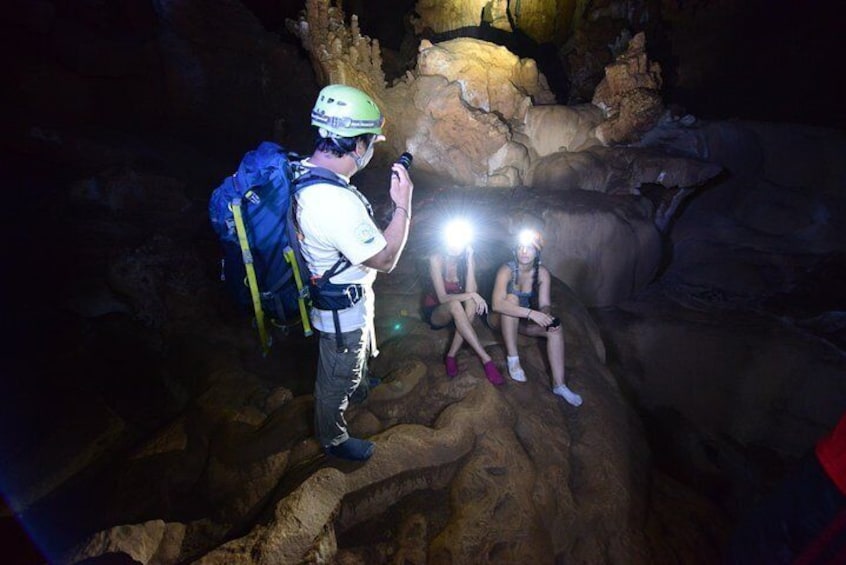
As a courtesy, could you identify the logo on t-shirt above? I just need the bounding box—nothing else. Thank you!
[355,222,377,244]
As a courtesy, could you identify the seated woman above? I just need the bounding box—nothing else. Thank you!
[421,219,504,385]
[488,229,582,406]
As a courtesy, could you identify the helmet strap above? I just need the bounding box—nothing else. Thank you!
[352,137,376,172]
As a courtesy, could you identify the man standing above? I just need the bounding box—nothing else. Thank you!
[295,84,413,461]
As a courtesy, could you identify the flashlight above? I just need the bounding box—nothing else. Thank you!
[392,152,413,182]
[397,152,413,170]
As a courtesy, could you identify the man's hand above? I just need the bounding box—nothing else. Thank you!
[363,163,414,273]
[390,163,413,212]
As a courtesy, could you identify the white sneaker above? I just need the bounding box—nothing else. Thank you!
[553,385,582,407]
[507,358,527,382]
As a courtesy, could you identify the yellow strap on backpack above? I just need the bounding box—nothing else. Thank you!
[230,197,271,355]
[284,247,313,337]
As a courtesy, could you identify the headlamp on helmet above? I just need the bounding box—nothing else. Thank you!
[311,84,384,139]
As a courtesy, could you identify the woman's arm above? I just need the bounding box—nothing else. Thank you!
[491,264,555,327]
[536,267,558,330]
[537,266,553,314]
[491,265,524,317]
[464,247,477,293]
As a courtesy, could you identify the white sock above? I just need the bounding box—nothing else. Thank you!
[506,356,526,382]
[553,384,582,407]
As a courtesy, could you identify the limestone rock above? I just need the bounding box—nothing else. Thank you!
[592,32,664,145]
[524,189,664,307]
[383,75,523,186]
[412,0,490,35]
[564,21,628,104]
[529,145,722,196]
[412,0,576,44]
[416,37,556,121]
[378,37,558,185]
[61,520,186,565]
[515,103,605,158]
[289,1,693,192]
[288,0,386,93]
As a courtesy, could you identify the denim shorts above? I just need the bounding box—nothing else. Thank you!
[420,304,454,330]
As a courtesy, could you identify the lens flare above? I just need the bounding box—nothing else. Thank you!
[518,229,538,248]
[443,219,473,253]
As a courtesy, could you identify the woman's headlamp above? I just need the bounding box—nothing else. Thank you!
[516,229,542,250]
[444,219,473,252]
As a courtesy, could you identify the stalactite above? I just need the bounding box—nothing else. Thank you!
[288,0,387,94]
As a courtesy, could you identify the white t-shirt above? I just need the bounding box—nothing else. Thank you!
[295,169,387,333]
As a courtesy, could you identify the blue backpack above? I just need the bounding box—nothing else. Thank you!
[208,141,346,344]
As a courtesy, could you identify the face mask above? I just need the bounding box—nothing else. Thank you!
[353,139,375,172]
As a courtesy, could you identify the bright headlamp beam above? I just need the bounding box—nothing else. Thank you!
[444,219,473,250]
[518,229,537,248]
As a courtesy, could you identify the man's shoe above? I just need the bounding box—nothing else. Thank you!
[326,437,375,461]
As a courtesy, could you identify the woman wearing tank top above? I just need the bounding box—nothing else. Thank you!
[488,229,582,406]
[421,222,504,385]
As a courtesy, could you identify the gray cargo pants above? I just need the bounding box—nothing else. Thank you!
[314,327,370,448]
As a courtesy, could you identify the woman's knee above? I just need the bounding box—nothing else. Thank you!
[448,300,465,317]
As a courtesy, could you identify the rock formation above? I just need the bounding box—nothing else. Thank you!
[288,0,386,93]
[412,0,576,44]
[287,1,719,306]
[291,0,689,189]
[592,31,664,145]
[593,120,846,515]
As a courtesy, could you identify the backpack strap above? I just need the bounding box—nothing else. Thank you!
[290,162,362,283]
[289,162,363,348]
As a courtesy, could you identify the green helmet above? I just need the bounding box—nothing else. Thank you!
[311,84,384,138]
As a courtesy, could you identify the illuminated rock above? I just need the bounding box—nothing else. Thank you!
[592,32,665,145]
[412,0,576,44]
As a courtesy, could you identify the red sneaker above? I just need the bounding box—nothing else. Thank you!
[445,356,459,377]
[483,361,504,386]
